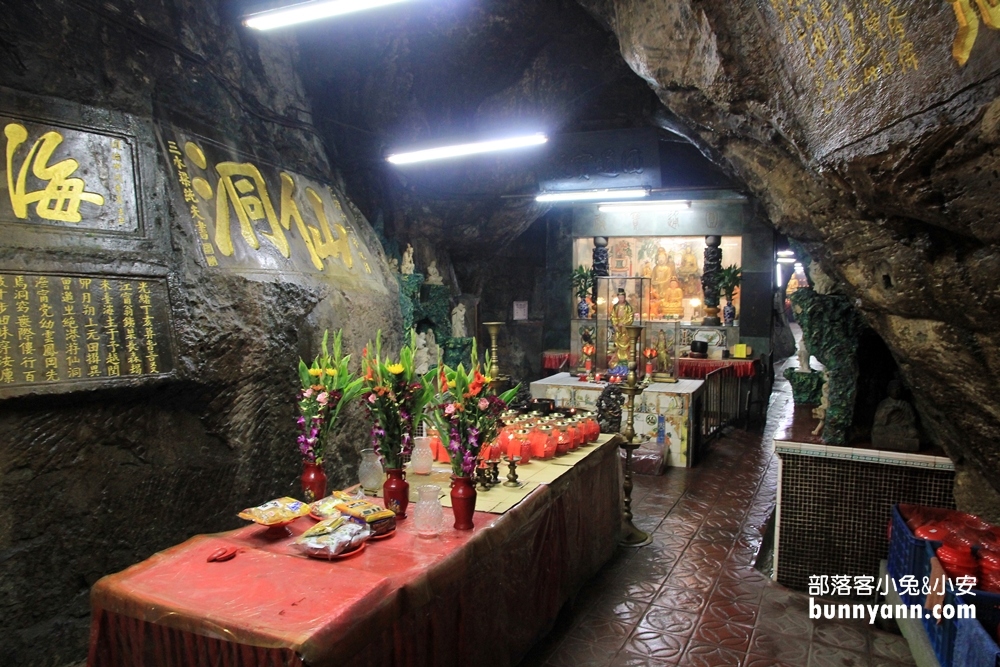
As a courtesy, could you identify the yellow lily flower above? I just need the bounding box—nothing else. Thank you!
[308,368,323,377]
[387,363,405,375]
[325,368,337,376]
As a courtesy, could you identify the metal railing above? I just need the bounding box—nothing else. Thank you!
[701,365,743,443]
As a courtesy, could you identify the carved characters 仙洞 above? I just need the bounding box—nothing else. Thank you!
[161,125,384,286]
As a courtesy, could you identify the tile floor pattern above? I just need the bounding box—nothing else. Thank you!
[519,363,917,667]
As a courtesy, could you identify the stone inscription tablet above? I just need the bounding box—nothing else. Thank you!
[0,115,139,233]
[0,273,173,395]
[158,122,384,288]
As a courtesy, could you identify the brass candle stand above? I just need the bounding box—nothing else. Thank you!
[619,324,652,547]
[482,322,510,392]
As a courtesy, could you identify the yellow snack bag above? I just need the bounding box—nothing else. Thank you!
[238,497,310,525]
[302,514,344,538]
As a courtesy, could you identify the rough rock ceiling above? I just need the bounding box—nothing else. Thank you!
[294,0,665,270]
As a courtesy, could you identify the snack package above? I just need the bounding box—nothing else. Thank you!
[293,521,370,559]
[238,497,310,525]
[302,515,344,538]
[335,498,397,536]
[310,496,344,520]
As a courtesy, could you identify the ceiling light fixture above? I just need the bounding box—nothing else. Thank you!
[244,0,410,30]
[536,188,650,203]
[777,250,795,257]
[386,133,548,165]
[598,200,691,213]
[777,257,796,264]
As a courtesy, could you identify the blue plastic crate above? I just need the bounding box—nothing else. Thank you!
[888,505,942,606]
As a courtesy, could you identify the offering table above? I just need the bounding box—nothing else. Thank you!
[87,436,621,667]
[530,372,704,467]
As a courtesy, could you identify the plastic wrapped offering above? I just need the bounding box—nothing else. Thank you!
[335,498,397,537]
[310,496,344,521]
[293,521,370,559]
[238,497,311,526]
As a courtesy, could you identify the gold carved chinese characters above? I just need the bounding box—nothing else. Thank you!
[163,133,376,279]
[0,117,138,232]
[766,0,920,114]
[0,273,172,393]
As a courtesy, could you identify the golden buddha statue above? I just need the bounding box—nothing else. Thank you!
[609,287,634,366]
[650,248,676,314]
[677,244,701,296]
[663,278,685,317]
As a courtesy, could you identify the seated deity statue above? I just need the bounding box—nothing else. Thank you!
[662,278,685,317]
[871,380,920,452]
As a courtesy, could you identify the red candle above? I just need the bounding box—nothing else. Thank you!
[584,358,592,371]
[645,361,653,375]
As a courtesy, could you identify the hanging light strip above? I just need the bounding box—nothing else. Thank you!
[244,0,410,30]
[776,257,796,264]
[535,188,650,203]
[386,133,548,165]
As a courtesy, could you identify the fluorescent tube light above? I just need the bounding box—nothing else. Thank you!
[598,200,691,213]
[244,0,410,30]
[777,257,796,264]
[777,249,795,257]
[535,189,649,203]
[386,133,548,165]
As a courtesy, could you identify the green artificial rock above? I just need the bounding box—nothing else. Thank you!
[791,287,865,445]
[396,273,424,334]
[421,284,452,338]
[442,337,473,368]
[783,368,825,405]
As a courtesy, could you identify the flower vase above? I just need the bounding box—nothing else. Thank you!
[577,297,590,319]
[383,468,409,518]
[723,301,736,326]
[301,461,327,503]
[450,475,476,530]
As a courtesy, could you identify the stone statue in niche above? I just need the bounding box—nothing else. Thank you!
[425,261,444,285]
[872,380,920,452]
[389,257,400,273]
[425,328,439,364]
[413,332,430,375]
[401,244,415,275]
[451,303,467,338]
[808,261,837,295]
[797,336,812,371]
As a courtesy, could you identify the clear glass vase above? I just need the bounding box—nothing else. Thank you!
[358,448,384,494]
[410,436,433,475]
[413,485,445,538]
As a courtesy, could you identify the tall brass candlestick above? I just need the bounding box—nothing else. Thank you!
[619,324,651,547]
[482,321,509,392]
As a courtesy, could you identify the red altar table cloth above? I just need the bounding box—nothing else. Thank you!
[88,439,621,667]
[677,357,756,379]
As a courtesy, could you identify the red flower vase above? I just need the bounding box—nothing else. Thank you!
[450,475,476,530]
[383,468,409,518]
[301,461,327,503]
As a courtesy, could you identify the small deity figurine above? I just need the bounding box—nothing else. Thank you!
[451,303,467,338]
[389,257,400,273]
[811,371,830,436]
[663,278,685,317]
[677,244,701,295]
[413,332,430,374]
[609,288,634,366]
[596,384,625,434]
[401,244,415,275]
[656,329,671,372]
[425,260,444,285]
